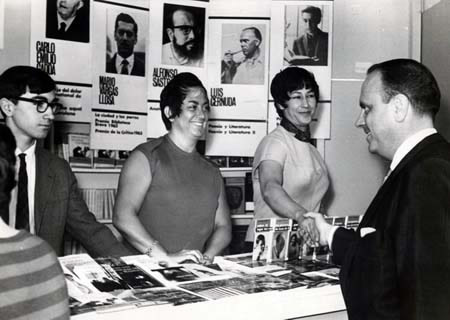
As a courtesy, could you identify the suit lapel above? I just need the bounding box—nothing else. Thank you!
[34,148,55,234]
[359,133,442,229]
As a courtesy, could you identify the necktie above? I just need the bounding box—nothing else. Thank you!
[121,60,129,75]
[15,153,29,230]
[280,118,313,144]
[59,22,66,33]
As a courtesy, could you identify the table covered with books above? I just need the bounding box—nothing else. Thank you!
[62,252,346,320]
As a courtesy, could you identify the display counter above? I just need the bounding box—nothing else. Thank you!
[61,253,346,320]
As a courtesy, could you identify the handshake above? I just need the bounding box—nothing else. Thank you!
[299,212,334,248]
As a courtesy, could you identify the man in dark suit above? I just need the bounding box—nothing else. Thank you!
[106,13,145,77]
[0,65,131,257]
[290,6,328,66]
[306,59,450,319]
[46,0,90,43]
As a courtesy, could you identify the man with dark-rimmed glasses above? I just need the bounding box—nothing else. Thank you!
[0,65,131,257]
[162,5,204,67]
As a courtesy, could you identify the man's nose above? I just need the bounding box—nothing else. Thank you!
[44,107,55,120]
[355,109,365,128]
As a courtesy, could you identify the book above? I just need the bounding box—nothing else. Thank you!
[93,149,116,168]
[224,176,245,215]
[252,218,274,262]
[67,133,92,167]
[270,218,291,261]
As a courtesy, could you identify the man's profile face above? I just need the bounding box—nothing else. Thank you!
[7,90,56,141]
[169,10,198,58]
[115,20,137,59]
[57,0,83,20]
[240,29,260,59]
[356,72,395,160]
[302,12,319,35]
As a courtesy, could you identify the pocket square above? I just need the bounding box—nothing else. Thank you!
[360,227,376,238]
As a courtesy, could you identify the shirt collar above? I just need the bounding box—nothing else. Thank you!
[390,128,437,171]
[117,53,135,66]
[57,14,76,31]
[15,141,36,157]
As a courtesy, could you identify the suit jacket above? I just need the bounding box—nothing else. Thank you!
[106,52,146,77]
[46,10,90,43]
[332,133,450,320]
[34,147,131,257]
[292,29,328,66]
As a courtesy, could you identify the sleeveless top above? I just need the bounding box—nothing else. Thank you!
[134,135,222,253]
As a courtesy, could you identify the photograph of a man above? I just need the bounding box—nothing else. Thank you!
[221,25,266,85]
[106,12,146,77]
[161,4,205,67]
[46,0,90,43]
[285,5,329,66]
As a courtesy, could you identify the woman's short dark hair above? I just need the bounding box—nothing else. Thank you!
[159,72,207,130]
[270,67,319,118]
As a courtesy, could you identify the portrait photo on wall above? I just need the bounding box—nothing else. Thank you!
[161,3,205,68]
[284,4,330,66]
[46,0,90,43]
[221,24,266,85]
[105,9,147,77]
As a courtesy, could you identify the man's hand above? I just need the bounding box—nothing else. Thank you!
[299,217,319,247]
[304,212,333,246]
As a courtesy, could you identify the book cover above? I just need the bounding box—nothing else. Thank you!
[287,220,300,260]
[270,218,291,261]
[93,149,116,168]
[67,133,92,167]
[224,176,245,215]
[252,218,274,261]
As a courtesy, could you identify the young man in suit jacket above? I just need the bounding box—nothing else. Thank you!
[0,65,131,257]
[306,59,450,320]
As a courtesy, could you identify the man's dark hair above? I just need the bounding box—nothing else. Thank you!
[367,59,441,117]
[270,67,320,118]
[0,65,56,117]
[242,27,262,43]
[160,72,207,130]
[0,124,17,209]
[302,6,322,24]
[115,13,138,37]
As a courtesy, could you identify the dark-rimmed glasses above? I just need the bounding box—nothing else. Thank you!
[172,25,197,36]
[11,97,62,114]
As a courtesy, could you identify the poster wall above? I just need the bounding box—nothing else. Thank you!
[30,0,92,122]
[90,0,148,150]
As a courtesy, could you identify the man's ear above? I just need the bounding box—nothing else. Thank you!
[163,106,174,121]
[0,98,15,117]
[166,28,174,41]
[392,94,409,122]
[77,1,84,10]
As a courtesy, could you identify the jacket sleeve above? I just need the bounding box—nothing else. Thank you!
[331,227,357,266]
[63,162,132,257]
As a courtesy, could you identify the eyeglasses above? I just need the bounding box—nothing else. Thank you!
[11,96,62,114]
[172,25,197,36]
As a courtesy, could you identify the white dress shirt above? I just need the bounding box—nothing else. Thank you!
[327,128,437,248]
[115,53,135,75]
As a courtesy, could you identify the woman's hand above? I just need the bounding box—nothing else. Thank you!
[166,249,204,264]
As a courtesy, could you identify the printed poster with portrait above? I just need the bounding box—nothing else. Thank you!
[148,0,208,101]
[90,0,148,150]
[205,2,270,157]
[30,0,92,122]
[270,0,333,140]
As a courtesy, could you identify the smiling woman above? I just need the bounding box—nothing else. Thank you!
[113,73,232,265]
[246,67,329,251]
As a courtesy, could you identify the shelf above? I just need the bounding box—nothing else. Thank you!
[72,167,122,173]
[220,167,252,172]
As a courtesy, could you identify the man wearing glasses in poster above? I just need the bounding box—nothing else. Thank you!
[0,65,131,258]
[162,5,204,67]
